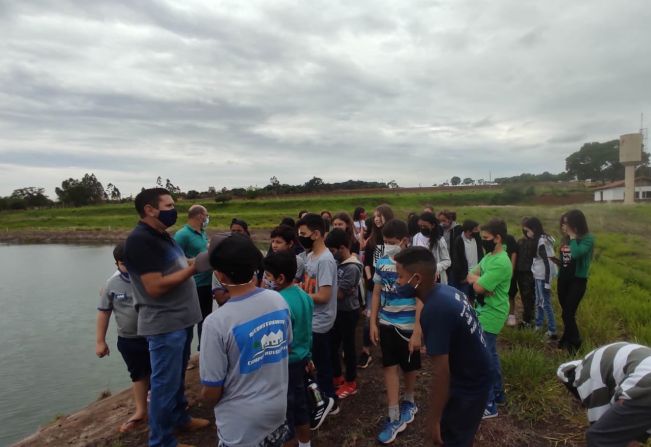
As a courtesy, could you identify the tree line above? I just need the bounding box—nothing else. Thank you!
[1,139,648,211]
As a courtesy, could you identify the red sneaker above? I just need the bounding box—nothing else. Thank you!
[333,375,345,389]
[336,381,358,399]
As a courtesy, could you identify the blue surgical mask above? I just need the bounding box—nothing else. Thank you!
[157,208,178,228]
[395,274,419,297]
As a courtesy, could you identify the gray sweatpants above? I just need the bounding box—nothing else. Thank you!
[586,400,651,447]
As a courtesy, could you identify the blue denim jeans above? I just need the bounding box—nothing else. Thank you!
[534,279,557,333]
[147,327,192,447]
[483,332,503,405]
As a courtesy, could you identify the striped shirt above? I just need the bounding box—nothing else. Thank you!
[373,255,416,332]
[558,342,651,422]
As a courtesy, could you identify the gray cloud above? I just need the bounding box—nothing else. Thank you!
[0,0,649,197]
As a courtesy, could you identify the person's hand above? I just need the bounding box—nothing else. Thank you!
[370,322,380,346]
[305,360,316,374]
[566,226,577,240]
[544,283,551,290]
[408,331,421,353]
[213,289,230,306]
[434,271,440,284]
[427,421,443,445]
[96,341,110,358]
[466,272,479,284]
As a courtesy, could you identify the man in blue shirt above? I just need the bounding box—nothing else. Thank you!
[394,246,492,447]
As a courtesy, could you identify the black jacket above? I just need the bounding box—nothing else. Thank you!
[451,233,484,282]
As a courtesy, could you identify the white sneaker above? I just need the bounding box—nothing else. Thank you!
[507,315,517,327]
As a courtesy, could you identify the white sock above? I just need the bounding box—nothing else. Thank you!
[388,405,400,421]
[298,442,311,447]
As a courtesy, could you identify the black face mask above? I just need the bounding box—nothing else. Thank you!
[482,239,496,253]
[420,228,432,237]
[157,208,178,228]
[298,236,314,250]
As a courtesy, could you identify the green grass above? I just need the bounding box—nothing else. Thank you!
[0,183,596,233]
[2,187,650,435]
[497,209,651,431]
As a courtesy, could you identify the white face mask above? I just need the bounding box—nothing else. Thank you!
[201,216,210,229]
[383,244,401,257]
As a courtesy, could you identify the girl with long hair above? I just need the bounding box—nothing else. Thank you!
[523,217,557,339]
[556,210,594,353]
[412,212,452,284]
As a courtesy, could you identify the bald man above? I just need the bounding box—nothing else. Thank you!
[174,204,212,352]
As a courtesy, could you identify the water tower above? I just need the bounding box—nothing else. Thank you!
[619,133,643,204]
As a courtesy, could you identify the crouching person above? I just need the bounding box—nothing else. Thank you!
[197,233,292,447]
[557,342,651,447]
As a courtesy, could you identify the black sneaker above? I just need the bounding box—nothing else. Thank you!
[357,352,372,369]
[310,397,334,430]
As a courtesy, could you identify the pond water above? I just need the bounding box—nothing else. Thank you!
[0,244,138,445]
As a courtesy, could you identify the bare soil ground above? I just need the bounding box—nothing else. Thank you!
[15,323,587,447]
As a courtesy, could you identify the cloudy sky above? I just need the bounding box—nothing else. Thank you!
[1,0,649,197]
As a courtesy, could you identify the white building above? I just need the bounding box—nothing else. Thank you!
[592,177,651,202]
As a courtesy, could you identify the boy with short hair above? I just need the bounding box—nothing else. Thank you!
[369,219,422,444]
[467,218,513,419]
[394,246,492,447]
[96,241,150,433]
[270,224,306,281]
[324,228,364,399]
[198,233,291,447]
[263,251,314,446]
[297,213,340,418]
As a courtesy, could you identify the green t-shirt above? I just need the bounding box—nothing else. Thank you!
[174,224,212,287]
[280,285,314,363]
[475,250,512,334]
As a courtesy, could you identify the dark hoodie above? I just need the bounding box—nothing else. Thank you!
[337,255,364,312]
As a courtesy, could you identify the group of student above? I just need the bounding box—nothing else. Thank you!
[93,187,649,447]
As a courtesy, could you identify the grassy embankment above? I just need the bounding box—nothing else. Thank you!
[0,184,584,231]
[3,185,650,440]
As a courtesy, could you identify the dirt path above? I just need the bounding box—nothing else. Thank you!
[15,325,587,447]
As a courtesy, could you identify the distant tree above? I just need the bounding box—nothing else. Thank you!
[387,180,399,189]
[207,186,217,196]
[463,177,474,185]
[186,190,200,199]
[156,176,163,187]
[451,176,461,186]
[303,177,324,192]
[55,173,106,206]
[105,183,122,201]
[11,187,51,208]
[566,140,649,183]
[269,176,280,187]
[165,178,181,195]
[215,193,232,204]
